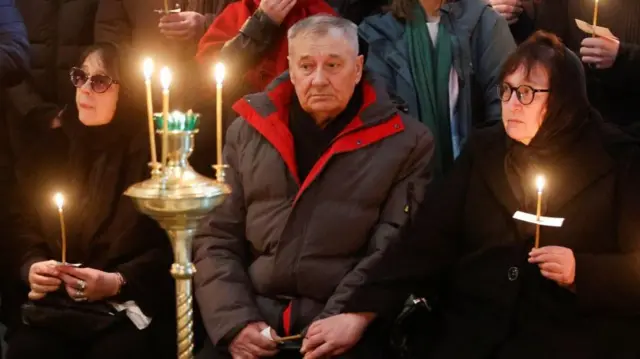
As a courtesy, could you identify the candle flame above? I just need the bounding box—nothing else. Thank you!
[143,58,154,80]
[536,175,546,192]
[214,63,225,85]
[160,67,172,90]
[53,192,64,210]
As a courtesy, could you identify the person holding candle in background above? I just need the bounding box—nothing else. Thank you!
[196,0,337,104]
[5,43,176,359]
[515,0,640,130]
[338,32,640,358]
[95,0,235,178]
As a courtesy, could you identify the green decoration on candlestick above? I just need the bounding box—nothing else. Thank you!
[154,111,200,132]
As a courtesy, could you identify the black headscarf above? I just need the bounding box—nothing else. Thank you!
[504,47,592,216]
[59,100,146,261]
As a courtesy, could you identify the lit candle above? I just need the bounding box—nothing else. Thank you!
[592,0,600,37]
[214,63,226,166]
[53,193,67,264]
[143,58,158,166]
[534,175,546,248]
[160,67,172,167]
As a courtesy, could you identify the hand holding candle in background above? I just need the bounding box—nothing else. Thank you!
[580,36,620,69]
[159,11,206,41]
[488,0,523,25]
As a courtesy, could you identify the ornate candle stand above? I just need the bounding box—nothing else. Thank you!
[125,112,231,359]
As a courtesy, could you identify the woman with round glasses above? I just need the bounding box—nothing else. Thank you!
[342,31,640,358]
[6,43,175,359]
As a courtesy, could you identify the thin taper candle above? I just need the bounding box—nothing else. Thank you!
[53,193,67,264]
[143,58,158,166]
[214,63,226,166]
[160,67,172,168]
[534,175,545,248]
[592,0,600,37]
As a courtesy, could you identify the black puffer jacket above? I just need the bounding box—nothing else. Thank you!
[5,0,98,145]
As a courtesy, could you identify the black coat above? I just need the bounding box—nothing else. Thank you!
[527,0,640,128]
[7,112,176,354]
[346,123,640,359]
[6,0,97,132]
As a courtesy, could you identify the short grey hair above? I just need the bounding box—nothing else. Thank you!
[287,15,359,54]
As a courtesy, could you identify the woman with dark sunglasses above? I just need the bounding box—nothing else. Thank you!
[5,43,176,359]
[342,31,640,359]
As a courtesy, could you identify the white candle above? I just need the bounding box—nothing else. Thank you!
[214,63,226,166]
[592,0,600,36]
[535,175,546,248]
[160,67,172,167]
[143,58,158,166]
[53,193,67,263]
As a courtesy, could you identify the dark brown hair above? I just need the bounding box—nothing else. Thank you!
[499,31,590,140]
[79,42,121,81]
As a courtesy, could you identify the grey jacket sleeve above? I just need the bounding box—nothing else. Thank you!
[193,119,264,345]
[317,124,435,322]
[473,12,516,124]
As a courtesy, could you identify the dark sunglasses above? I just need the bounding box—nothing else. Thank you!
[498,83,550,105]
[70,67,119,94]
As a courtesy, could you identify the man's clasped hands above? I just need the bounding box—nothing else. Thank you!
[228,313,375,359]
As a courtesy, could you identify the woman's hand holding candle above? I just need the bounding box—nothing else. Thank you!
[28,260,62,300]
[57,266,122,302]
[528,246,576,290]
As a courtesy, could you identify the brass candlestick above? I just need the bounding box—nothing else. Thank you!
[125,112,230,359]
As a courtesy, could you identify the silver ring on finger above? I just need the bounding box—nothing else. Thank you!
[77,280,86,291]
